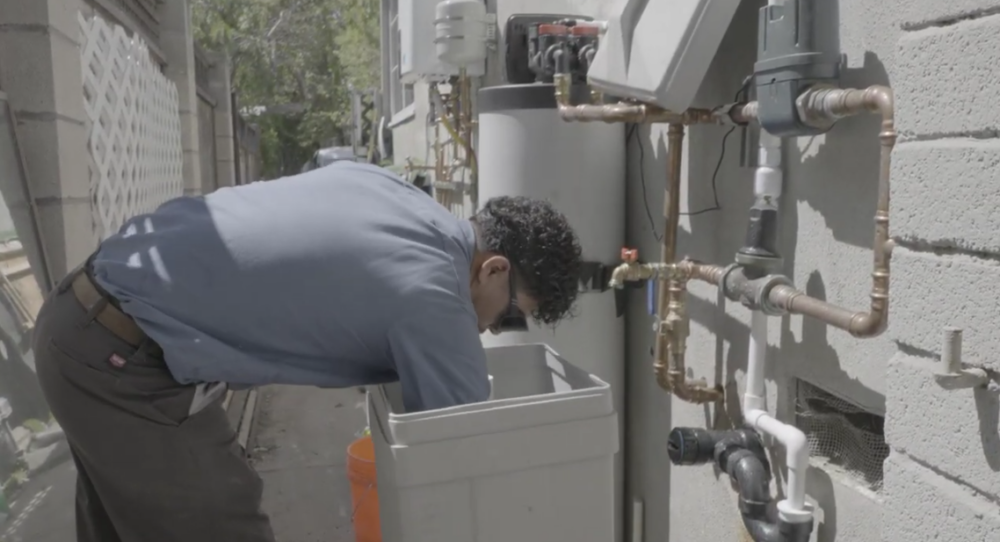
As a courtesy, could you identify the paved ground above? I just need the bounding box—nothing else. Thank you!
[2,457,74,542]
[251,385,370,542]
[0,385,369,542]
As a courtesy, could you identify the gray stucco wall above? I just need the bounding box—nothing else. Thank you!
[387,0,1000,540]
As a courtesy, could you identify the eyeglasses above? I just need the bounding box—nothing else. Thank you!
[490,268,528,333]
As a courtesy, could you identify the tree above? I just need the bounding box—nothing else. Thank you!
[192,0,381,178]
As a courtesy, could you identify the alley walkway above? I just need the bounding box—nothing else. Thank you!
[1,385,368,542]
[251,385,369,542]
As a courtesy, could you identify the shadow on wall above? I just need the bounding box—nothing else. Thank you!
[770,52,890,531]
[784,52,890,250]
[974,383,1000,472]
[806,467,839,540]
[763,51,893,411]
[895,335,1000,474]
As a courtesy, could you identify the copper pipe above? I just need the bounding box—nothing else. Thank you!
[677,260,726,286]
[651,124,724,404]
[553,73,740,126]
[769,86,896,338]
[730,101,758,124]
[662,124,683,263]
[548,74,739,402]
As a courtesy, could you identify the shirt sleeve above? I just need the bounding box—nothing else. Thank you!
[386,306,491,413]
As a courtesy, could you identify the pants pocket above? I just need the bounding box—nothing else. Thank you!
[46,339,186,428]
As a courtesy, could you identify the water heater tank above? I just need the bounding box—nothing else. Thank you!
[477,83,626,542]
[434,0,489,69]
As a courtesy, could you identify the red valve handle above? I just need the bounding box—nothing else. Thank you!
[621,248,639,263]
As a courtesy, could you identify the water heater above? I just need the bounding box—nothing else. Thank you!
[477,82,626,541]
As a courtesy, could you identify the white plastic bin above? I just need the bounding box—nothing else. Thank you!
[369,343,618,542]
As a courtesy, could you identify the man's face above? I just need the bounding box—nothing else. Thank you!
[471,256,538,334]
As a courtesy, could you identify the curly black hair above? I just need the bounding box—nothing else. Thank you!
[473,196,583,325]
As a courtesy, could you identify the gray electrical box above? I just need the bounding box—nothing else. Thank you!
[754,0,841,137]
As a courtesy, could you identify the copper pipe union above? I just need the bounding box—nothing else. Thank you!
[770,85,896,338]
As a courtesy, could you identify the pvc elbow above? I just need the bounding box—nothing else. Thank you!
[745,408,767,428]
[783,428,809,472]
[747,410,808,471]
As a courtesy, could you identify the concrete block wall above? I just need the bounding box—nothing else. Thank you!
[0,0,210,280]
[206,52,237,189]
[0,0,94,280]
[160,0,203,196]
[882,5,1000,540]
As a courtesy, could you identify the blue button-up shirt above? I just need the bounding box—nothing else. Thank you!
[91,162,490,412]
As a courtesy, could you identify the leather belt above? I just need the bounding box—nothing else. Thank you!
[71,271,148,347]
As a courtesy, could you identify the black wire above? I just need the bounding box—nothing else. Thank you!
[680,125,735,216]
[631,76,755,234]
[628,123,662,241]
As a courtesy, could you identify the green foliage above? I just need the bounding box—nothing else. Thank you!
[192,0,381,178]
[19,419,46,434]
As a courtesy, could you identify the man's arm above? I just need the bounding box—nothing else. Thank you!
[386,306,491,412]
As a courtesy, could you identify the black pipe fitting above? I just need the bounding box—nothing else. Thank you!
[726,448,772,518]
[737,197,782,270]
[744,517,815,542]
[667,427,723,465]
[667,427,764,468]
[667,427,814,542]
[718,265,792,316]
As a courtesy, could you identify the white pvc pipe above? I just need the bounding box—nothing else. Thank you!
[745,313,809,520]
[745,407,810,521]
[755,130,783,199]
[744,312,768,414]
[744,130,782,416]
[741,129,813,524]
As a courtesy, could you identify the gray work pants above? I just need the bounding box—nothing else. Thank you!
[32,269,276,542]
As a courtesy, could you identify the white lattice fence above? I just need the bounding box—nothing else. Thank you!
[79,13,184,240]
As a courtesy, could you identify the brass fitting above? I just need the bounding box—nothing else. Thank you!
[650,124,724,404]
[554,73,572,107]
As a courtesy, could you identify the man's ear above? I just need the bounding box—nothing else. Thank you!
[478,255,510,282]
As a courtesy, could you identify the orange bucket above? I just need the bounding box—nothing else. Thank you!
[347,435,381,542]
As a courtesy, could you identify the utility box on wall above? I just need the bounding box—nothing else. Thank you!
[400,0,487,82]
[586,0,741,111]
